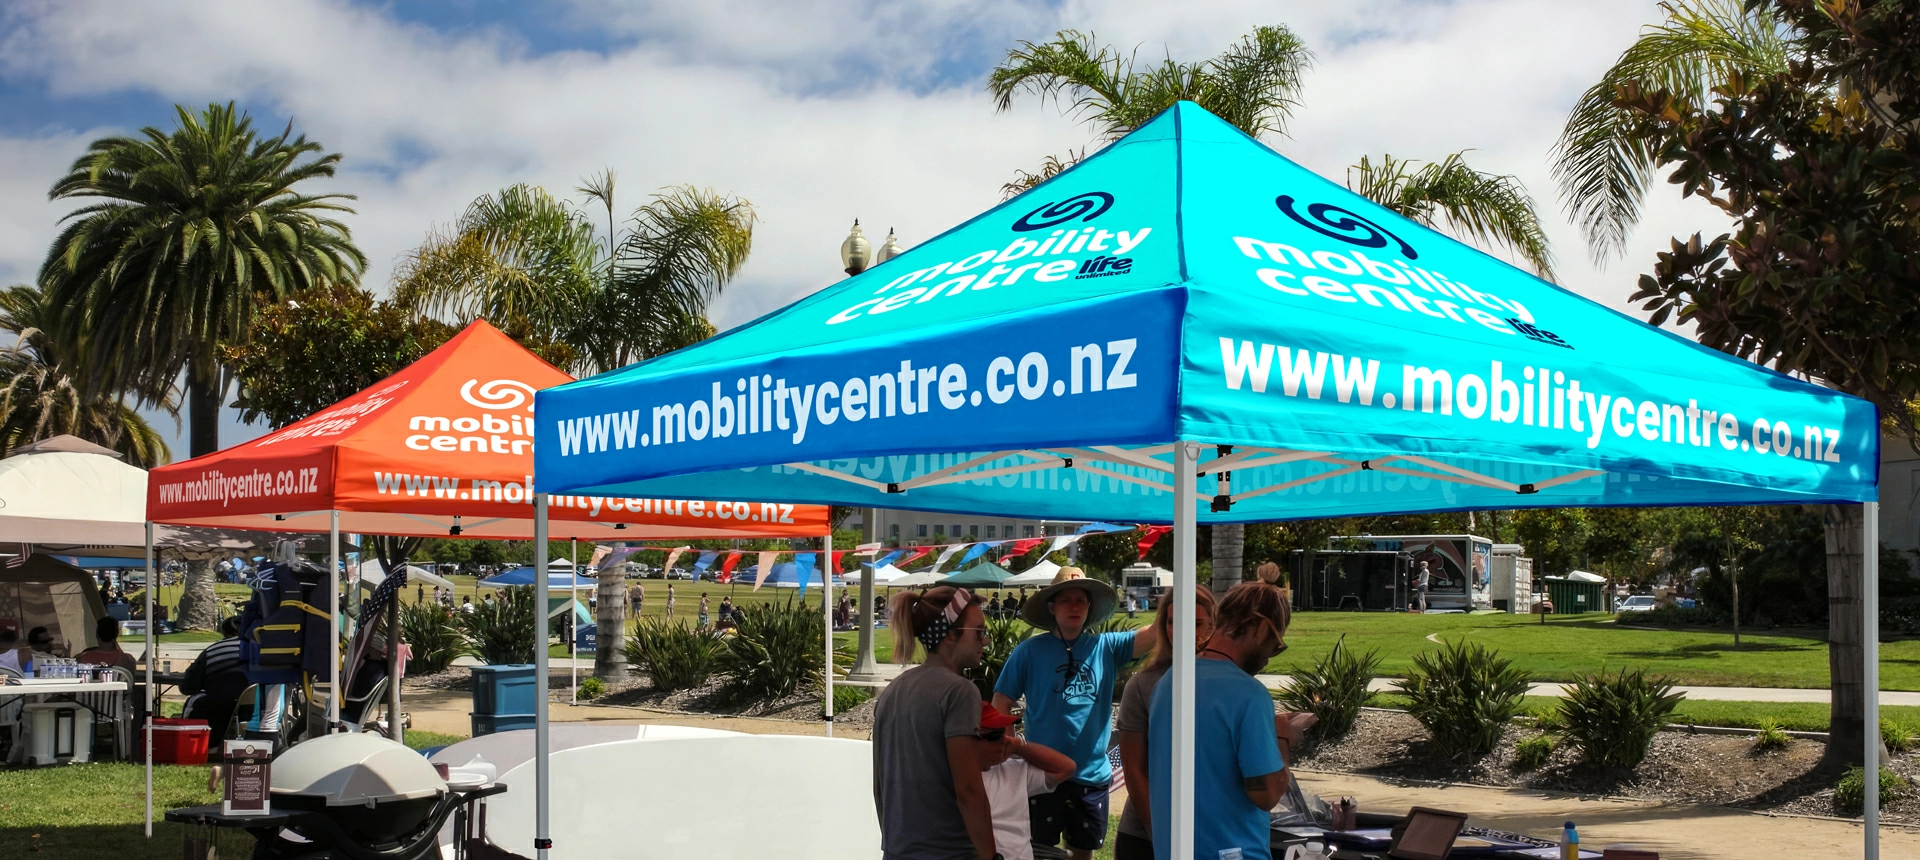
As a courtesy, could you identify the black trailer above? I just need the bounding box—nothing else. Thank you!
[1290,549,1410,611]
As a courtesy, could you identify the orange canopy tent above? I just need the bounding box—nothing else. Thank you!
[146,319,827,540]
[136,321,826,806]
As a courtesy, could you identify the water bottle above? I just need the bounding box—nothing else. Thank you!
[1560,821,1579,860]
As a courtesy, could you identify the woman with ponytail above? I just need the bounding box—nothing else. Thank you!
[1111,586,1217,860]
[872,586,999,860]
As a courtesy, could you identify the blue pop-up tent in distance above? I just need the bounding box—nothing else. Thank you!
[531,103,1884,860]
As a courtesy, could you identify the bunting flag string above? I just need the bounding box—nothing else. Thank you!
[661,546,690,577]
[928,544,968,574]
[718,552,742,583]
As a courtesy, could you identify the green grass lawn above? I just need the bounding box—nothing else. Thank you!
[1270,610,1920,690]
[0,763,229,860]
[835,607,1919,691]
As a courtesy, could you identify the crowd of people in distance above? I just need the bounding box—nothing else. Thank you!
[871,566,1305,860]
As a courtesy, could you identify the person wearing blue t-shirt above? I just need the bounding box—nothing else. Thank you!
[1148,582,1294,860]
[992,567,1156,860]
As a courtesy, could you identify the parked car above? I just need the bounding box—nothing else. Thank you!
[1617,595,1659,613]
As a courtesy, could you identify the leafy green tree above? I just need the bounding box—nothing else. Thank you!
[38,102,365,458]
[395,176,753,375]
[0,285,171,466]
[1511,508,1591,576]
[223,283,455,429]
[1599,0,1919,767]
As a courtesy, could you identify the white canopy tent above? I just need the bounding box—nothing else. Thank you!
[842,564,909,584]
[1003,560,1062,587]
[353,559,456,592]
[881,570,947,588]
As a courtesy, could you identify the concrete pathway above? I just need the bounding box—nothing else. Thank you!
[1255,674,1920,706]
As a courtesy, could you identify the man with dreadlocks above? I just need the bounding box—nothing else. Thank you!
[1149,582,1295,860]
[872,585,999,860]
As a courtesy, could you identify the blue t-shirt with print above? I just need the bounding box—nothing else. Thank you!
[993,629,1137,784]
[1148,659,1286,860]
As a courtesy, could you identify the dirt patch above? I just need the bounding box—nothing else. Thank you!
[1290,710,1920,824]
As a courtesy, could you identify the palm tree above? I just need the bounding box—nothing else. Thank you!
[0,285,171,467]
[992,29,1562,593]
[1550,0,1788,262]
[1346,153,1556,279]
[394,176,753,375]
[38,102,365,458]
[990,27,1313,195]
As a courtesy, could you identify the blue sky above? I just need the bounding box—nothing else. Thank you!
[0,0,1723,460]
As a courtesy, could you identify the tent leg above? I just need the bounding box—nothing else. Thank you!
[144,521,154,838]
[570,538,577,706]
[1866,500,1880,860]
[1170,442,1198,860]
[328,511,340,729]
[534,494,551,860]
[823,533,834,738]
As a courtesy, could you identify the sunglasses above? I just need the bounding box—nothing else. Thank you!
[952,626,988,640]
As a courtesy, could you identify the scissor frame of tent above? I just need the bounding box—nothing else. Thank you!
[531,103,1885,860]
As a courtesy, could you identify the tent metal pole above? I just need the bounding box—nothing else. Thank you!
[534,494,551,860]
[823,532,834,738]
[328,511,341,728]
[570,537,577,705]
[1170,442,1199,860]
[1865,500,1880,860]
[144,520,154,838]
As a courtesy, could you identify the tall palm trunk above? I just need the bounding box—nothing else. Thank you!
[1211,523,1245,598]
[1823,503,1888,770]
[175,557,221,631]
[188,358,223,458]
[594,567,627,681]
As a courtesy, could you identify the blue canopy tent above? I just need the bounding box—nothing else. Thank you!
[751,560,844,589]
[479,567,595,589]
[531,103,1882,860]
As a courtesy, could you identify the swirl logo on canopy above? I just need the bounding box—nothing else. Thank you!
[1275,195,1419,260]
[1012,192,1114,232]
[460,379,538,412]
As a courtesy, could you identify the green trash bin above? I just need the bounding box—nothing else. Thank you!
[1543,577,1606,614]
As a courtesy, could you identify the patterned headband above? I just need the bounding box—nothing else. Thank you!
[916,589,976,654]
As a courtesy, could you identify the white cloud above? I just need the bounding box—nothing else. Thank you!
[0,0,1739,454]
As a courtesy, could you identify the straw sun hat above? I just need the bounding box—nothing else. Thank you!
[1020,566,1119,631]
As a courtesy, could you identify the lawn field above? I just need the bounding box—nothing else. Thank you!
[835,605,1920,691]
[1272,611,1920,690]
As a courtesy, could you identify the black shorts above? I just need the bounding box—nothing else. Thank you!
[1029,779,1110,851]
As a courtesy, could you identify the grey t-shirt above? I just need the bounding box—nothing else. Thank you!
[872,663,983,860]
[1113,663,1166,840]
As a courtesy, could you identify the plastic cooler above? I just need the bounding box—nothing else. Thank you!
[147,717,212,764]
[469,664,536,715]
[471,712,536,736]
[21,703,94,766]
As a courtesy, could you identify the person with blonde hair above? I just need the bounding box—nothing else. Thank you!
[1148,582,1295,860]
[991,567,1157,860]
[873,586,999,860]
[1112,586,1217,860]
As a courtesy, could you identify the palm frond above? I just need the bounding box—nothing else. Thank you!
[1550,0,1790,262]
[1349,152,1556,280]
[591,186,755,369]
[1000,149,1088,199]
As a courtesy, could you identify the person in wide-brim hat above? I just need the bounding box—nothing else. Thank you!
[1021,566,1119,630]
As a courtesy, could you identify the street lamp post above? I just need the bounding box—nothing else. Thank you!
[840,219,901,684]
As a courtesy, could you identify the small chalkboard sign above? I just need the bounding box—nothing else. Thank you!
[222,740,273,816]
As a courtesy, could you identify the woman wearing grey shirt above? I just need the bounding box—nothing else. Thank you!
[872,586,1000,860]
[1112,586,1216,860]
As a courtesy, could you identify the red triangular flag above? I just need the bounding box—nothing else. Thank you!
[1136,526,1172,560]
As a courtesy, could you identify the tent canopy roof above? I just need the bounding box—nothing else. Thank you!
[148,320,826,540]
[535,102,1877,523]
